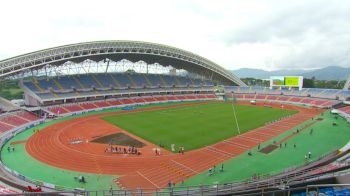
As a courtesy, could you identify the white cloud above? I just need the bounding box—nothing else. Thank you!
[0,0,349,71]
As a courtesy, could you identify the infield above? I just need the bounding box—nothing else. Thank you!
[91,133,146,148]
[102,102,297,151]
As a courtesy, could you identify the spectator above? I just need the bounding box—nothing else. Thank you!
[35,186,42,192]
[168,180,172,188]
[220,164,224,172]
[27,186,33,192]
[109,185,113,193]
[208,168,212,176]
[79,176,86,183]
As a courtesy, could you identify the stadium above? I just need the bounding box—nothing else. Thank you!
[0,40,349,196]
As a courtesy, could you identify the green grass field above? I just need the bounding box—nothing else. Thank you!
[102,102,297,151]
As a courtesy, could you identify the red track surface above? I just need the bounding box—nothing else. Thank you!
[25,102,323,190]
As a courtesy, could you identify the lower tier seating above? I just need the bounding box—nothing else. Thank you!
[230,93,339,108]
[47,94,216,115]
[0,111,40,133]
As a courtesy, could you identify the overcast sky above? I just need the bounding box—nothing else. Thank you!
[1,0,350,71]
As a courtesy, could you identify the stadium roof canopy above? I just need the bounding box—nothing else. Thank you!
[0,40,246,86]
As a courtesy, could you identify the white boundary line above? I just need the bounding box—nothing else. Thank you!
[170,160,199,174]
[136,171,160,189]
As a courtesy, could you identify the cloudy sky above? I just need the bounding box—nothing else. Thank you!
[1,0,350,71]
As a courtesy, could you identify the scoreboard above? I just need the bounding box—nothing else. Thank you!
[270,76,303,89]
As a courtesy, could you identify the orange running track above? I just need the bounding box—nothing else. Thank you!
[25,102,323,190]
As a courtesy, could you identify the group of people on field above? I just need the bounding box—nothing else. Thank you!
[208,164,224,176]
[105,145,141,155]
[7,146,15,152]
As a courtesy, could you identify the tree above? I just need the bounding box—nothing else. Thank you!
[303,78,315,88]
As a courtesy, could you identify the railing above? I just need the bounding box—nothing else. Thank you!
[331,109,350,123]
[1,181,350,196]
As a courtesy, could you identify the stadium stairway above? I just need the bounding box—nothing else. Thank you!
[32,78,44,92]
[314,89,327,98]
[73,76,86,89]
[126,74,138,88]
[189,77,195,86]
[159,75,168,86]
[8,113,29,123]
[143,74,153,87]
[0,121,16,132]
[110,74,122,88]
[300,88,310,96]
[52,78,65,91]
[174,76,181,86]
[50,89,60,98]
[92,75,104,88]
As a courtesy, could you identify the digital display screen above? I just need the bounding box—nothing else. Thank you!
[270,76,302,87]
[284,77,300,86]
[271,76,285,85]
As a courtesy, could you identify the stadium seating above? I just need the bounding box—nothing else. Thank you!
[147,74,162,87]
[77,75,99,88]
[0,183,20,195]
[80,103,98,110]
[0,123,14,133]
[293,187,350,196]
[131,74,148,87]
[162,75,177,86]
[46,94,217,115]
[23,73,213,93]
[225,86,350,101]
[63,105,83,112]
[94,101,111,108]
[22,73,215,105]
[57,76,79,89]
[48,106,69,115]
[0,111,40,133]
[228,93,340,107]
[38,78,60,91]
[338,106,350,115]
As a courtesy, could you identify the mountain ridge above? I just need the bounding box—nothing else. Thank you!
[231,66,350,80]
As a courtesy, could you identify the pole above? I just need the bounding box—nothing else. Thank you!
[231,93,241,134]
